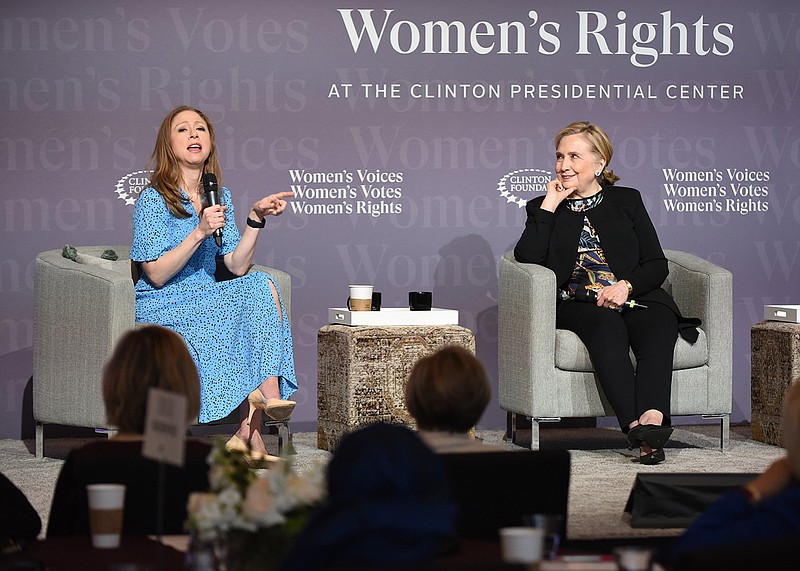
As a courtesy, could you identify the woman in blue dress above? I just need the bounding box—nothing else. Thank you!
[131,105,297,463]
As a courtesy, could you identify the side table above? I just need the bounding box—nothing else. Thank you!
[317,323,476,451]
[751,320,800,445]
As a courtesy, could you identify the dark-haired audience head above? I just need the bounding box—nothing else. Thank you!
[278,422,456,571]
[102,325,200,434]
[327,422,450,503]
[405,345,491,433]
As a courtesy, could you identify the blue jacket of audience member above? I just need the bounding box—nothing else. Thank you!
[278,423,456,571]
[671,480,800,561]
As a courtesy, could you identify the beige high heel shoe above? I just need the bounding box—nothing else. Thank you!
[247,389,296,421]
[225,434,281,468]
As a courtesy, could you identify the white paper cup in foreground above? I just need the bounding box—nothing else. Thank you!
[347,285,373,311]
[614,546,654,571]
[87,483,125,548]
[499,526,544,564]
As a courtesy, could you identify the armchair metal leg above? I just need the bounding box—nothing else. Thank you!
[35,422,44,459]
[504,412,517,443]
[530,417,561,451]
[702,414,730,451]
[531,418,540,451]
[263,418,292,456]
[504,414,562,450]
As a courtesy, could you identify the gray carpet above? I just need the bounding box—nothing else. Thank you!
[0,425,785,541]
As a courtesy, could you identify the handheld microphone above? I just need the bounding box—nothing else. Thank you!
[202,173,223,247]
[576,287,648,310]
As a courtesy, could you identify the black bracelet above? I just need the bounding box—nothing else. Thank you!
[246,216,266,228]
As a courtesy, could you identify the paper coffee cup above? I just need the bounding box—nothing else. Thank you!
[614,546,654,571]
[347,285,373,311]
[87,484,125,549]
[499,527,544,564]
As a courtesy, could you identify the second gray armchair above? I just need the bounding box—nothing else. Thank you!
[498,249,732,451]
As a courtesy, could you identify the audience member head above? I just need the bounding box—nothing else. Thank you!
[327,422,451,503]
[279,422,456,571]
[405,345,490,433]
[782,381,800,477]
[554,121,620,185]
[102,325,200,434]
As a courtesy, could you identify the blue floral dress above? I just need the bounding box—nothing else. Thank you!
[131,186,297,423]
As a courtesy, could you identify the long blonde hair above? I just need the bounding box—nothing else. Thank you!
[146,105,222,218]
[555,121,620,186]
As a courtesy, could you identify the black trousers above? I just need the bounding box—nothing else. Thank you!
[556,299,679,430]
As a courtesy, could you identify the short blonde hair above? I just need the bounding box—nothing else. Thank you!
[555,121,620,186]
[405,345,490,432]
[103,325,201,433]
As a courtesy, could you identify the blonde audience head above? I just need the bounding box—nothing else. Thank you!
[102,325,201,434]
[405,345,491,433]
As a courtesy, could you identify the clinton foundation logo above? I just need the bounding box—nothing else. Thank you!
[497,168,552,208]
[115,171,152,206]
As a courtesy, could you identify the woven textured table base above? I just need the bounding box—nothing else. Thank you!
[316,323,475,451]
[751,320,800,445]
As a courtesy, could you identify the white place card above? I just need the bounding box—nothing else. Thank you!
[142,387,187,467]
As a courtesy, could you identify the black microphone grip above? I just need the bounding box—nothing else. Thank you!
[202,173,223,247]
[576,287,647,310]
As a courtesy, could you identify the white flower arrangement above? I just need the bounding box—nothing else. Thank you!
[186,438,326,570]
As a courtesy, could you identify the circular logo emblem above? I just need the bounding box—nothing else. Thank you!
[115,171,152,206]
[497,168,552,208]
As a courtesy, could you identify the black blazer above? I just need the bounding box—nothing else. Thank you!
[514,185,699,341]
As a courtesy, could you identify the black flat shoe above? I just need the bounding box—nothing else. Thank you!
[636,448,666,465]
[627,424,674,450]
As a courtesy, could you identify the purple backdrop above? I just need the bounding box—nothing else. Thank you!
[2,0,798,438]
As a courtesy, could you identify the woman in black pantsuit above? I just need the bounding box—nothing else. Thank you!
[514,121,699,465]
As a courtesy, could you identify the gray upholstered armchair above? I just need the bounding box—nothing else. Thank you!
[498,249,732,451]
[33,246,291,458]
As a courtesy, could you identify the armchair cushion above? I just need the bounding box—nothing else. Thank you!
[554,328,709,372]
